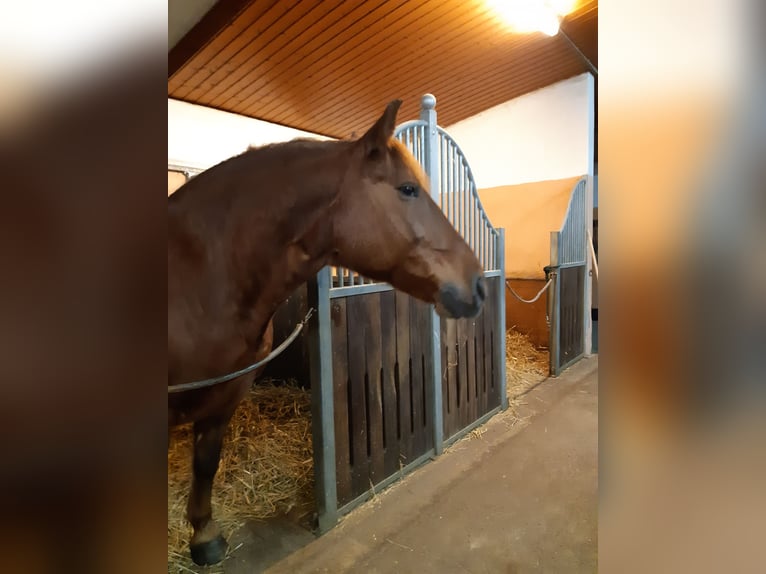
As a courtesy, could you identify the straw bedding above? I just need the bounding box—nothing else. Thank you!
[505,328,549,399]
[167,381,314,573]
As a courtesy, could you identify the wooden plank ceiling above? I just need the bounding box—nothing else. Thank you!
[169,0,597,139]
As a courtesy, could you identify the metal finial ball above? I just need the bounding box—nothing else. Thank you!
[421,94,436,110]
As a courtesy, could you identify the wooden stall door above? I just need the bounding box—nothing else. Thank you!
[331,289,434,508]
[556,265,585,372]
[441,275,502,442]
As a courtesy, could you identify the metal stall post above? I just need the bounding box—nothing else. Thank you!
[308,267,337,532]
[549,231,562,376]
[497,228,508,410]
[584,173,595,356]
[420,94,444,456]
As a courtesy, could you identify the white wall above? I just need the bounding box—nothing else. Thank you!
[445,73,596,356]
[444,73,593,188]
[168,98,332,171]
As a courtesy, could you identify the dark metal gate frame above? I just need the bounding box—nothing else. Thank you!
[309,95,507,532]
[548,177,589,376]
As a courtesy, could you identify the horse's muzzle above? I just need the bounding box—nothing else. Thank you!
[438,274,486,319]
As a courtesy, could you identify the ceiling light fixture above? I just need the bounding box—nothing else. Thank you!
[488,0,577,37]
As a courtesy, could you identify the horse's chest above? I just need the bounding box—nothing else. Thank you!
[169,302,246,370]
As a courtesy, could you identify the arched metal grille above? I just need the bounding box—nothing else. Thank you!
[395,121,500,272]
[558,177,587,266]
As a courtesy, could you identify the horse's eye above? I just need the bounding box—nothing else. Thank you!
[397,183,419,198]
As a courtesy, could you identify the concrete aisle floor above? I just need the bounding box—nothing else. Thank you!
[261,356,598,574]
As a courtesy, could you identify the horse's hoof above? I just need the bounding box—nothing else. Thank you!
[190,534,228,566]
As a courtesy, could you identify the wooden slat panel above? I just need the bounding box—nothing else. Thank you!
[363,293,385,485]
[220,0,377,110]
[486,277,501,410]
[443,318,458,439]
[174,1,293,99]
[168,0,256,81]
[439,316,449,441]
[241,1,407,117]
[428,41,582,113]
[483,282,494,412]
[330,298,352,506]
[466,316,478,427]
[421,304,434,452]
[477,309,488,418]
[445,304,505,439]
[379,290,399,477]
[456,317,468,431]
[558,266,585,368]
[298,4,590,131]
[179,1,321,103]
[208,2,342,108]
[409,298,425,456]
[169,0,279,91]
[169,0,597,139]
[269,0,484,128]
[478,318,485,413]
[345,295,369,497]
[442,316,490,437]
[311,15,537,131]
[485,290,495,414]
[394,290,413,464]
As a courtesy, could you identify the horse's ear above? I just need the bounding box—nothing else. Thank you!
[360,99,402,158]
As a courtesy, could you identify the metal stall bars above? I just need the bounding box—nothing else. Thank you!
[308,94,506,533]
[394,96,444,455]
[549,176,588,376]
[397,96,508,447]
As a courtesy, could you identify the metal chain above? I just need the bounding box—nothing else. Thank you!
[505,279,552,304]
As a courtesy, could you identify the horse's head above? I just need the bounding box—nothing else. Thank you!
[335,100,486,319]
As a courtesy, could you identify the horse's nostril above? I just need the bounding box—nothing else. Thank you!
[474,275,487,301]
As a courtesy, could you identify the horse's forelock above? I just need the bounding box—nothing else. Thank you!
[389,138,429,189]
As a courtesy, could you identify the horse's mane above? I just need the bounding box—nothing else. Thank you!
[245,137,338,154]
[171,136,423,205]
[170,138,347,205]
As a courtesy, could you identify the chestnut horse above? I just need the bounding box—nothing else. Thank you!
[168,100,485,565]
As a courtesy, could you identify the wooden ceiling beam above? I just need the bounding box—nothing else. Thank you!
[168,1,598,137]
[169,0,256,79]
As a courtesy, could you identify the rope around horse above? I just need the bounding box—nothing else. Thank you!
[505,279,552,304]
[168,308,315,394]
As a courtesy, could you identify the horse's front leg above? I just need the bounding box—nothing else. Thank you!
[187,414,231,566]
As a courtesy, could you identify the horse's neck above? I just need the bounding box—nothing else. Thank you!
[225,144,348,341]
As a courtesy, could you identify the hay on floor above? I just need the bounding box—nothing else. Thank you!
[505,328,549,398]
[167,381,314,572]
